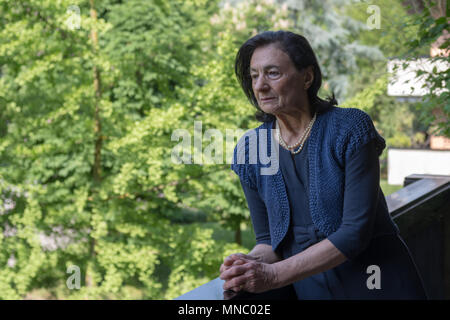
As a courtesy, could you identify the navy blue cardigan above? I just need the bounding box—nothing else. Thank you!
[231,106,386,252]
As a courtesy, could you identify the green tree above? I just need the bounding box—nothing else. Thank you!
[0,0,239,299]
[0,0,110,299]
[0,0,419,300]
[404,0,449,137]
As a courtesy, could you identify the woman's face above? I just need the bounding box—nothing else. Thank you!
[249,44,313,116]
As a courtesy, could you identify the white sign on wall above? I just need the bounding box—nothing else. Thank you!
[387,148,450,185]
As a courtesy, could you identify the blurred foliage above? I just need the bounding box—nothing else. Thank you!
[341,0,447,175]
[0,0,241,300]
[404,0,449,137]
[0,0,445,299]
[344,0,449,139]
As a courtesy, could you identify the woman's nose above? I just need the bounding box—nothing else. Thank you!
[254,76,269,92]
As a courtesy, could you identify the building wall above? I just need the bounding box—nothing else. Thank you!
[430,135,450,150]
[387,148,450,185]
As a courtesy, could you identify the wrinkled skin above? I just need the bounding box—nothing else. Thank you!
[219,253,279,293]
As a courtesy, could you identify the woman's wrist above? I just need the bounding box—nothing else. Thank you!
[248,244,280,264]
[271,259,290,288]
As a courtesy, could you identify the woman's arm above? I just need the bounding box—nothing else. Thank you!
[220,178,281,285]
[272,238,346,288]
[221,177,279,269]
[241,180,272,246]
[222,139,381,293]
[221,238,346,292]
[220,179,281,275]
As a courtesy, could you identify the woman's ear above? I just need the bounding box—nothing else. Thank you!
[304,66,314,90]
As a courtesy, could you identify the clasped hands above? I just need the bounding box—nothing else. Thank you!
[219,253,279,294]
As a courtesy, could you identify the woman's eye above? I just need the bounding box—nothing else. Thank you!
[251,74,258,80]
[268,71,279,78]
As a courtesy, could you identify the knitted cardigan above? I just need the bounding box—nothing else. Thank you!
[231,106,386,252]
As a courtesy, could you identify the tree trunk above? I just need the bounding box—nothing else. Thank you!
[234,224,242,245]
[90,0,102,183]
[86,0,101,289]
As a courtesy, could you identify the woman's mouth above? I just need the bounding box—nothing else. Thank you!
[260,97,276,102]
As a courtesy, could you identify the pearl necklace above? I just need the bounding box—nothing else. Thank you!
[276,112,316,155]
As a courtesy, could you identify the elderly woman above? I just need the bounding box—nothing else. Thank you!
[220,31,427,299]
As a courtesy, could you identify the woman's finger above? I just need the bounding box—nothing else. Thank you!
[223,253,257,267]
[220,264,249,280]
[232,259,245,266]
[223,275,247,291]
[220,258,245,274]
[238,254,259,261]
[222,254,239,266]
[232,253,258,262]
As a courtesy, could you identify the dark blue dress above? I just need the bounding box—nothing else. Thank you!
[241,136,428,300]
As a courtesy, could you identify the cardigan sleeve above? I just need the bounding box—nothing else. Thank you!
[327,138,380,260]
[342,109,386,163]
[230,130,258,190]
[240,180,272,246]
[231,133,271,246]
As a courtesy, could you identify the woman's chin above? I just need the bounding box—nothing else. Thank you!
[261,105,282,115]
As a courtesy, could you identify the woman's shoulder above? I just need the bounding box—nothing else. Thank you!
[318,106,375,139]
[324,106,385,158]
[325,106,373,125]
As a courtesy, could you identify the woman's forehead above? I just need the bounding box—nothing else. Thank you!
[250,44,292,70]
